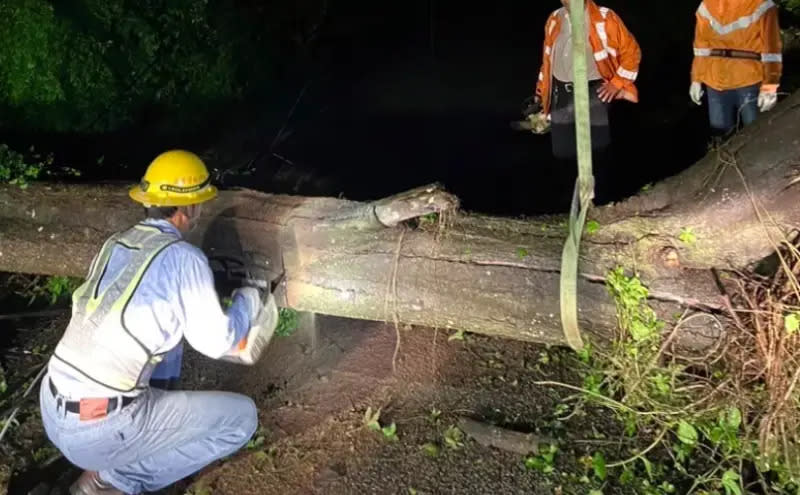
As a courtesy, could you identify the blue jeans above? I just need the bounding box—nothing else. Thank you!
[150,342,184,389]
[706,83,759,135]
[40,376,258,494]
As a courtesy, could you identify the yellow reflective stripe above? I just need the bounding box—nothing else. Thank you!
[698,0,775,36]
[84,226,165,316]
[134,224,162,233]
[82,237,123,315]
[72,236,116,303]
[109,237,178,317]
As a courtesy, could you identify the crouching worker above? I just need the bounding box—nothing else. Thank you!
[40,150,266,495]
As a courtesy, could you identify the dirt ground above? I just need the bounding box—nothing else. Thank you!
[1,310,644,495]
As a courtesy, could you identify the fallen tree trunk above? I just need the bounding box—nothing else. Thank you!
[1,93,799,346]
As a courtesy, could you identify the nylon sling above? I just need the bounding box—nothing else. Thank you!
[559,0,594,351]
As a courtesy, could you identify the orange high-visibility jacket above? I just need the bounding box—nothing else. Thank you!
[691,0,782,91]
[535,1,641,115]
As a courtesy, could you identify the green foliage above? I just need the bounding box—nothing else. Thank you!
[0,144,52,188]
[606,267,663,345]
[676,420,698,446]
[275,308,299,337]
[380,422,398,441]
[363,406,398,441]
[516,247,529,259]
[364,406,381,430]
[524,444,558,474]
[0,365,6,395]
[447,329,465,342]
[585,220,600,234]
[679,227,697,245]
[778,0,800,14]
[442,425,465,450]
[785,312,800,334]
[246,427,267,450]
[721,470,742,495]
[31,444,59,465]
[592,451,607,481]
[44,276,81,304]
[24,275,82,305]
[555,266,800,494]
[420,442,440,458]
[418,213,439,227]
[0,0,271,132]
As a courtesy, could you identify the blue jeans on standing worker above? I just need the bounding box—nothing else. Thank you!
[706,83,759,136]
[39,375,258,494]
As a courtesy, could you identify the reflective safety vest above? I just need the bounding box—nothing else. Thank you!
[691,0,782,91]
[52,224,181,393]
[535,1,641,115]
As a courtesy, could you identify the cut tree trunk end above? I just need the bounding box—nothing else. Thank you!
[1,91,800,349]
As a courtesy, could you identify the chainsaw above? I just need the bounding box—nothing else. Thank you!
[510,96,551,135]
[219,260,286,366]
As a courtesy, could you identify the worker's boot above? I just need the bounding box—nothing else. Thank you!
[69,471,125,495]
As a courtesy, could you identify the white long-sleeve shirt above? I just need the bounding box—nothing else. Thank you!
[48,219,254,399]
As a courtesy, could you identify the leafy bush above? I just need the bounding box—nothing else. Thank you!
[0,0,261,132]
[0,144,52,188]
[778,0,800,14]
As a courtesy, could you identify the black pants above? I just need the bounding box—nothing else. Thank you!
[550,79,611,161]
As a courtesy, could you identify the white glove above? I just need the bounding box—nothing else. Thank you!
[758,90,778,112]
[231,287,262,324]
[689,82,704,105]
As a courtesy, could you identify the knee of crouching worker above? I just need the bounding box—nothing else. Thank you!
[240,396,259,440]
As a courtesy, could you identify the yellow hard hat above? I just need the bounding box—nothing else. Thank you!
[129,150,218,207]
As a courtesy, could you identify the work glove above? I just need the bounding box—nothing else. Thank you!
[758,86,778,112]
[689,82,704,105]
[231,286,262,325]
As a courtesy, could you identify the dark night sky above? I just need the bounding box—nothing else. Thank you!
[15,1,794,216]
[267,0,724,215]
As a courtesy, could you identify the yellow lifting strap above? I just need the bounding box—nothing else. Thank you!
[559,0,594,351]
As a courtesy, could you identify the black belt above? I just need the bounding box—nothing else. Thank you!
[709,49,760,60]
[554,79,603,94]
[49,379,135,414]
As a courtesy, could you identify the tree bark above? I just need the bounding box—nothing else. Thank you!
[458,417,550,455]
[1,92,799,346]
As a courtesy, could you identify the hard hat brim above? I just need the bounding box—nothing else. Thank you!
[129,184,218,207]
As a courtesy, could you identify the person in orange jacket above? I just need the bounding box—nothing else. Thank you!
[690,0,783,135]
[531,0,641,161]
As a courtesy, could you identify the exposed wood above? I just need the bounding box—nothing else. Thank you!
[458,417,550,455]
[0,92,799,346]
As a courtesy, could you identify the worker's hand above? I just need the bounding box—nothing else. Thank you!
[758,86,778,112]
[597,81,622,103]
[689,82,704,105]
